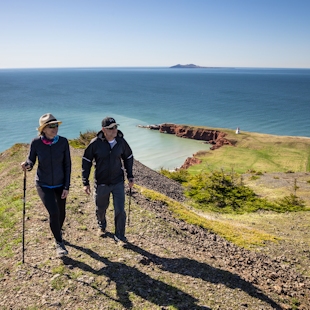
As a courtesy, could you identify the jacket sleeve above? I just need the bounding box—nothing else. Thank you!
[122,139,134,180]
[82,141,94,186]
[25,138,38,170]
[63,139,71,190]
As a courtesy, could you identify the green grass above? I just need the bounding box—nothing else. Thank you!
[307,148,310,171]
[137,185,278,248]
[0,145,29,258]
[69,130,97,148]
[186,130,310,174]
[52,265,66,275]
[160,169,307,214]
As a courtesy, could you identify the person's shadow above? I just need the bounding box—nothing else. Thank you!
[62,240,210,310]
[123,242,282,310]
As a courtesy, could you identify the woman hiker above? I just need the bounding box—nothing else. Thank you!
[21,113,71,257]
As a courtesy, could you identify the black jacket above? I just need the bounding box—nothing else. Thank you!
[26,136,71,189]
[82,130,134,186]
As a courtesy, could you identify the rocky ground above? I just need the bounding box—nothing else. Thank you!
[0,148,310,309]
[132,161,310,309]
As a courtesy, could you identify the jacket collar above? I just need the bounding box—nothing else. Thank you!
[97,130,124,141]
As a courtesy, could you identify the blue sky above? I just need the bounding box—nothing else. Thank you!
[1,0,309,68]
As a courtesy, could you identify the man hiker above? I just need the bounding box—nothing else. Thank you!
[82,116,134,243]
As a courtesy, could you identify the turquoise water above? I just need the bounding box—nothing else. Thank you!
[1,67,309,169]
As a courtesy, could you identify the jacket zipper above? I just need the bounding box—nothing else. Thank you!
[50,145,54,185]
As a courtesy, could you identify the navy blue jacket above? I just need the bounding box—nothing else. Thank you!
[26,136,71,190]
[82,130,134,186]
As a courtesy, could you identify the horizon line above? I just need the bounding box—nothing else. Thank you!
[1,65,310,70]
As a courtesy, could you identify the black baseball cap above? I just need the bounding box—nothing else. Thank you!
[101,117,119,128]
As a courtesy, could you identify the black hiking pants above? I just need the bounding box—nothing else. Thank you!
[36,185,66,243]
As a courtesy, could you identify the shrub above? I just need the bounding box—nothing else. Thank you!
[160,166,308,214]
[275,194,306,212]
[185,170,275,213]
[69,130,97,148]
[159,168,189,184]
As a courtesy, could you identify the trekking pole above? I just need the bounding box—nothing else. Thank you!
[127,187,132,226]
[22,170,26,264]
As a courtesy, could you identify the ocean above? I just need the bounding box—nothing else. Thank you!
[0,67,309,170]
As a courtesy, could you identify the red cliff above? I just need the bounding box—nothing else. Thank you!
[159,123,233,150]
[180,156,202,169]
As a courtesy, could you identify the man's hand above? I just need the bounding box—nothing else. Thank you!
[61,189,69,199]
[84,185,91,195]
[128,178,134,189]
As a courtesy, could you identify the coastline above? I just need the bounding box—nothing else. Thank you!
[137,123,310,172]
[1,67,310,171]
[3,123,310,172]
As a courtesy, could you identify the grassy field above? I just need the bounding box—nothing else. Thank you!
[179,128,310,268]
[186,128,310,174]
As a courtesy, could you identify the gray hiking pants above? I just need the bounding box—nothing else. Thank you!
[95,181,126,238]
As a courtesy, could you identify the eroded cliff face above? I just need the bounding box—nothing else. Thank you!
[158,123,234,169]
[159,123,233,150]
[180,156,202,169]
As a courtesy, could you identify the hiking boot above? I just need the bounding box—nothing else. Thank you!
[55,241,68,257]
[114,235,127,245]
[97,228,106,237]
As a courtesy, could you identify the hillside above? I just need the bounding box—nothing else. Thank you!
[0,144,309,309]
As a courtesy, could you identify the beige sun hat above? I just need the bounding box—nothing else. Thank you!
[37,113,62,133]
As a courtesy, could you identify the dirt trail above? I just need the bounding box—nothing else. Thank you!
[1,148,309,309]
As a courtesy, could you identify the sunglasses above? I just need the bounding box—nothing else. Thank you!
[47,123,59,128]
[106,125,118,130]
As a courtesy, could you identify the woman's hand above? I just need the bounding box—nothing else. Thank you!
[20,161,31,171]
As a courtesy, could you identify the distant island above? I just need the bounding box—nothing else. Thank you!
[170,64,215,68]
[170,64,233,69]
[170,64,206,68]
